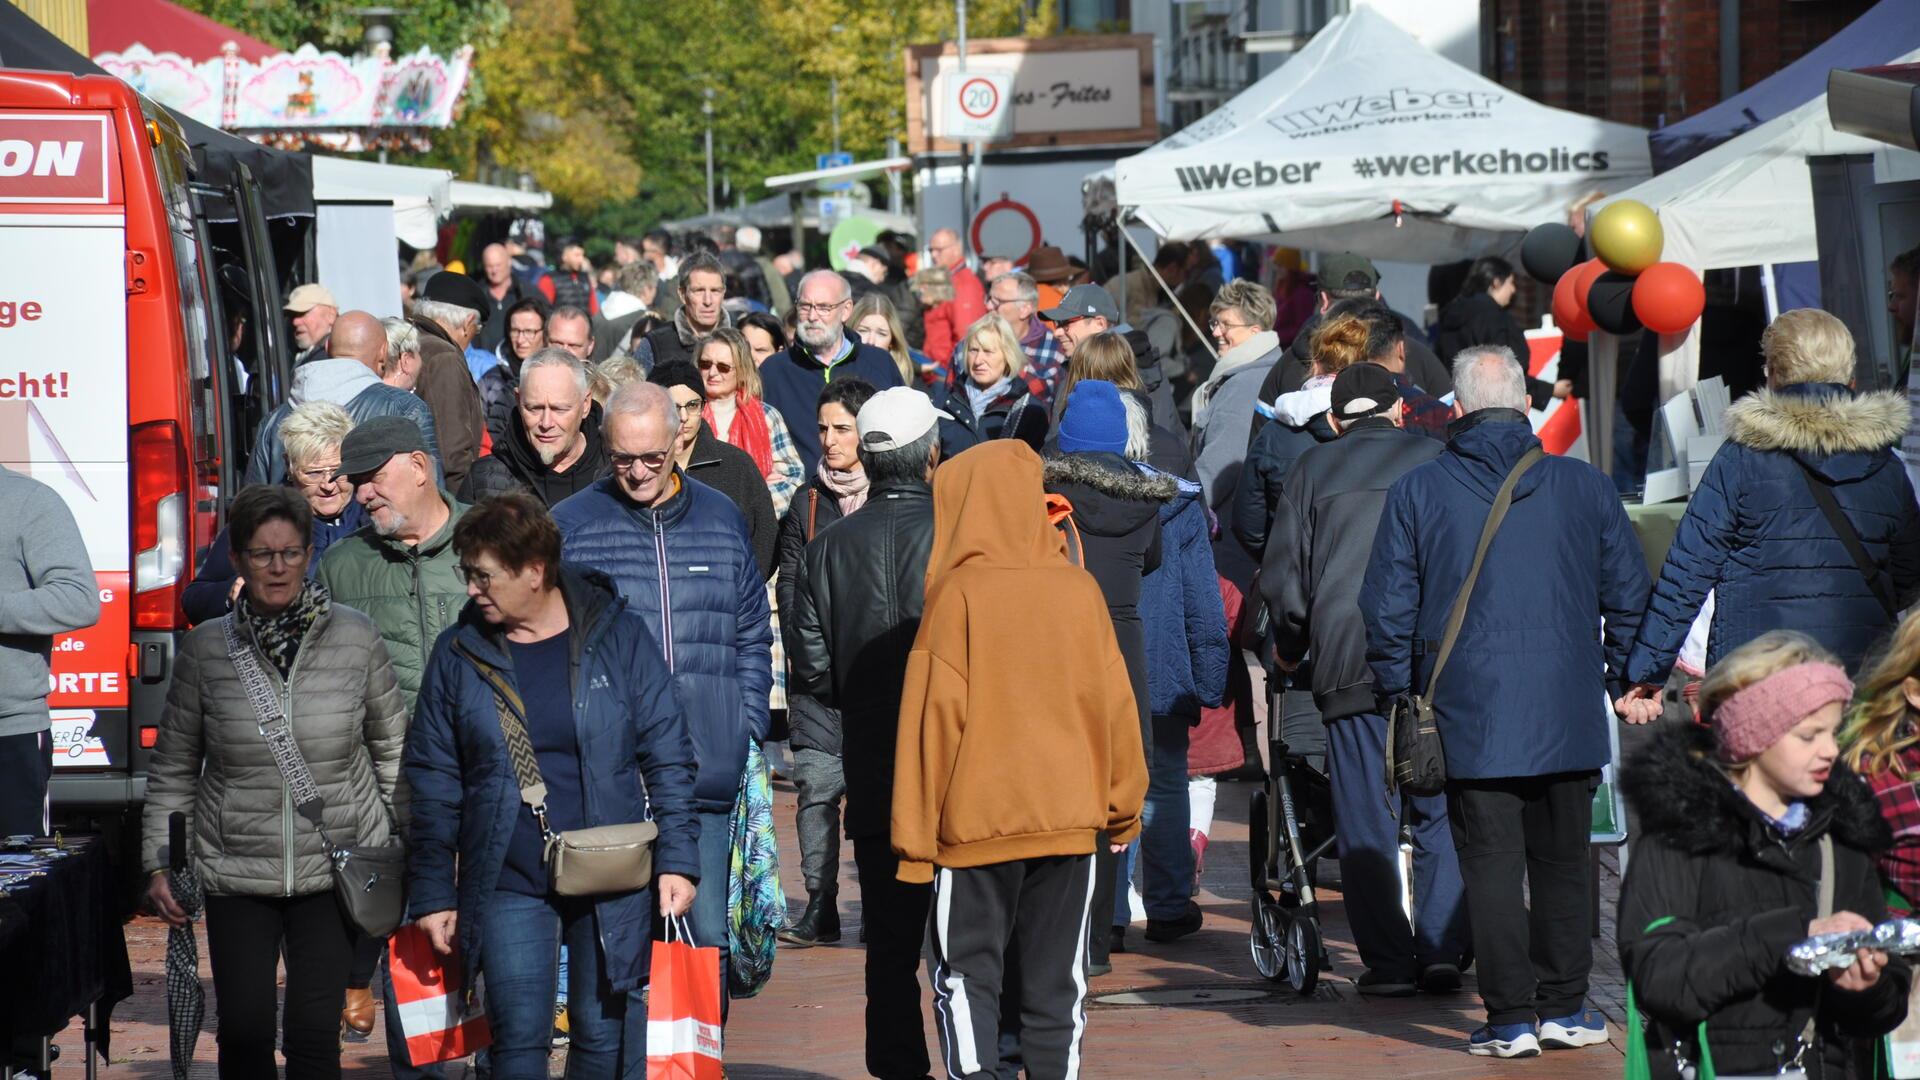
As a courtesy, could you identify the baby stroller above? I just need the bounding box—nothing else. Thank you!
[1247,674,1337,994]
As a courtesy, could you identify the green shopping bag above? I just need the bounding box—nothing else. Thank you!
[1624,916,1715,1080]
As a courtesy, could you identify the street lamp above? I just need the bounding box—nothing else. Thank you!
[703,87,715,216]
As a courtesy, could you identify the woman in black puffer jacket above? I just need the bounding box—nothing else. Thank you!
[1620,631,1909,1079]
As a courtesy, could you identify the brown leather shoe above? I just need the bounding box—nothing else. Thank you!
[341,987,376,1044]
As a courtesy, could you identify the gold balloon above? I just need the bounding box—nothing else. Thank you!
[1590,200,1664,275]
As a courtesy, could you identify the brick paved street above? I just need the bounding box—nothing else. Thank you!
[59,708,1631,1079]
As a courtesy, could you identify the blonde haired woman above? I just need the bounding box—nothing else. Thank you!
[911,264,957,374]
[1620,308,1920,719]
[1844,609,1920,907]
[1057,331,1193,477]
[852,292,929,385]
[928,314,1048,456]
[697,327,805,516]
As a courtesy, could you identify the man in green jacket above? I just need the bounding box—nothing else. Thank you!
[314,414,468,1077]
[318,416,470,712]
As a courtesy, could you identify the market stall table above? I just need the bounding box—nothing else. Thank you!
[0,836,133,1079]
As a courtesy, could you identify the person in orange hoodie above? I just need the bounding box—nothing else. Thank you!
[892,438,1148,1080]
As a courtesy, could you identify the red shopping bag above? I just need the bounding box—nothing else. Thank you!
[647,916,724,1080]
[388,922,492,1066]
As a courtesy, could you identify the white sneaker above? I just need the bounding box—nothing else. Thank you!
[1538,1007,1609,1049]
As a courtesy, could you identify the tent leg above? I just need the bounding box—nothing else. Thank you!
[1761,263,1781,321]
[1587,332,1619,479]
[789,192,804,261]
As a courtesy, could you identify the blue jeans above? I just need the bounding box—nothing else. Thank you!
[477,890,645,1080]
[688,809,732,1023]
[1140,714,1195,919]
[1325,713,1469,979]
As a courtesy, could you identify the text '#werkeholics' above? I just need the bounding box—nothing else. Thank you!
[1170,147,1611,193]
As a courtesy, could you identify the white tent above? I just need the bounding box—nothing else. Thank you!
[1592,67,1920,403]
[449,180,554,213]
[1112,7,1652,262]
[310,156,452,249]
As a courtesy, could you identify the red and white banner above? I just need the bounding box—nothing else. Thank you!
[1524,325,1587,461]
[389,923,491,1067]
[0,112,119,205]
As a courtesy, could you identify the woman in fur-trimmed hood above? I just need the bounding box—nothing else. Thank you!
[1625,310,1920,683]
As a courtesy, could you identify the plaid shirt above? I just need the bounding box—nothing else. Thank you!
[763,401,805,518]
[937,317,1064,401]
[1869,745,1920,906]
[1396,373,1451,441]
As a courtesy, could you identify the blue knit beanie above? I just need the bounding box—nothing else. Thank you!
[1057,379,1128,455]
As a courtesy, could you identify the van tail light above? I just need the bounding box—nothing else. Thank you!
[132,420,189,630]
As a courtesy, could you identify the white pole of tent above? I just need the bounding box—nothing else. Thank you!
[1761,263,1781,321]
[1119,219,1219,361]
[956,0,972,250]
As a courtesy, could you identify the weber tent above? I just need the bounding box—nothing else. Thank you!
[1594,63,1920,403]
[1112,6,1651,263]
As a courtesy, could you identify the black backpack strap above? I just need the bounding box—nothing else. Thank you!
[1796,459,1899,618]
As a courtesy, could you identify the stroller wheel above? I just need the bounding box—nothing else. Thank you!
[1285,916,1321,996]
[1249,896,1286,983]
[1248,788,1270,892]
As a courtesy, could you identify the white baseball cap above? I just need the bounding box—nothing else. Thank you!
[856,387,950,452]
[284,283,337,313]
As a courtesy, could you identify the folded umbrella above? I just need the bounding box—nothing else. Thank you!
[164,813,206,1080]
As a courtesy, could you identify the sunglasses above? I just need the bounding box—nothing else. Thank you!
[697,358,734,375]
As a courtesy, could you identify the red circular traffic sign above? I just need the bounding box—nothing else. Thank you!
[958,77,1000,120]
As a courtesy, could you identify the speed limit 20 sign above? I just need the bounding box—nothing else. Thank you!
[936,70,1014,141]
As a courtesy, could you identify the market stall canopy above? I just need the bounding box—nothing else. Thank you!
[1593,67,1920,402]
[0,3,313,220]
[1111,6,1651,263]
[663,193,914,237]
[1649,0,1920,172]
[449,180,553,212]
[310,157,451,249]
[86,0,278,63]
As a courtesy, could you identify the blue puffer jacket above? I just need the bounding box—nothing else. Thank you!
[1360,411,1650,780]
[403,566,701,992]
[1626,384,1920,681]
[1141,470,1230,719]
[552,473,773,812]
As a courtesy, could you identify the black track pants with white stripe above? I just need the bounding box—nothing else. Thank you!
[926,854,1097,1080]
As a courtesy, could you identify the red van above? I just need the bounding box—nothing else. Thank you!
[0,70,289,866]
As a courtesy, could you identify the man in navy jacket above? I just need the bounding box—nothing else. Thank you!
[552,380,773,1016]
[1360,346,1649,1059]
[759,270,905,471]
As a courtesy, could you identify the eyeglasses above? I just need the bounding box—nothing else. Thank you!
[295,464,341,485]
[697,359,734,375]
[609,450,674,473]
[674,399,704,416]
[987,294,1029,310]
[242,547,309,570]
[455,563,497,590]
[1209,318,1254,333]
[508,326,544,339]
[795,300,848,317]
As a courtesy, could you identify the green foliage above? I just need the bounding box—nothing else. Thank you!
[172,0,505,56]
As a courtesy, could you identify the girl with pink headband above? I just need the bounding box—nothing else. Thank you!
[1620,630,1909,1079]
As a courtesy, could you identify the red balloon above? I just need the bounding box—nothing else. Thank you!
[1553,258,1605,340]
[1632,262,1706,334]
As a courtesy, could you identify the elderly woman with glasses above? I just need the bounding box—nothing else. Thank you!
[183,402,366,625]
[144,483,406,1079]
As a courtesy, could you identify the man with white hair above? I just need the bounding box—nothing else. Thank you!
[380,316,424,392]
[1359,345,1650,1059]
[409,271,490,493]
[462,347,610,505]
[758,269,906,470]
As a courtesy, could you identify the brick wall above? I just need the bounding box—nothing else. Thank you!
[1484,0,1875,129]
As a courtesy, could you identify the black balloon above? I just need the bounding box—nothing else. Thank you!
[1586,270,1643,335]
[1520,223,1584,285]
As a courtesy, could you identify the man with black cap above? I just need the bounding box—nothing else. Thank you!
[1259,361,1467,1000]
[1043,283,1184,440]
[410,271,490,494]
[314,414,469,1080]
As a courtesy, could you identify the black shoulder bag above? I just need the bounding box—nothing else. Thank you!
[224,615,407,937]
[1796,459,1900,618]
[1386,447,1545,797]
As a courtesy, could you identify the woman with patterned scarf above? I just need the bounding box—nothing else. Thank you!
[142,484,406,1079]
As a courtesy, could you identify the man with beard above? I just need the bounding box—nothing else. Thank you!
[463,348,610,505]
[480,296,550,444]
[286,283,339,365]
[314,416,468,1080]
[759,270,906,471]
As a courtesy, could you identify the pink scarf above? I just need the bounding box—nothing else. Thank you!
[816,459,871,517]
